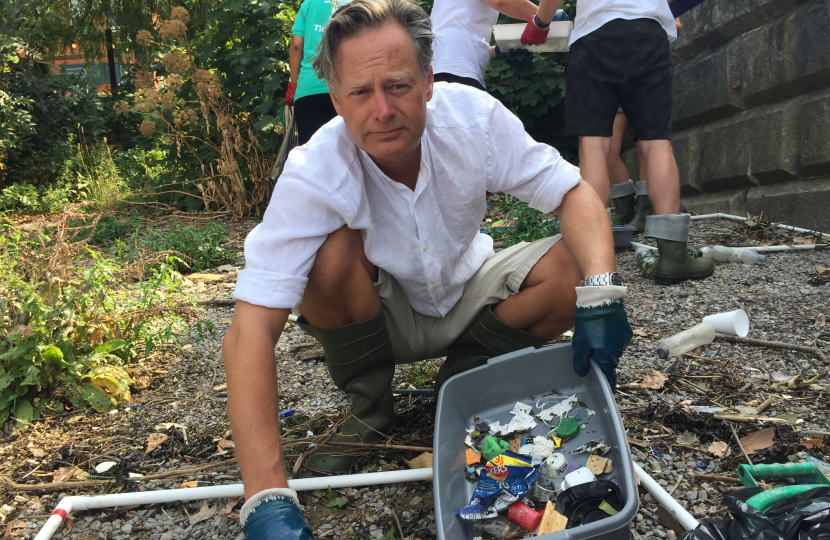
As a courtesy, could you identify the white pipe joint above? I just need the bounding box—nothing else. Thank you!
[633,462,699,532]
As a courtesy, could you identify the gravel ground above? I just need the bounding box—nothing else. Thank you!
[2,216,829,540]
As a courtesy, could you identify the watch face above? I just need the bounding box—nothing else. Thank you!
[610,273,622,286]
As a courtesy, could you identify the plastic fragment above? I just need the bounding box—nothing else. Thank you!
[538,501,568,535]
[472,517,525,540]
[507,500,543,531]
[481,436,511,462]
[537,395,578,423]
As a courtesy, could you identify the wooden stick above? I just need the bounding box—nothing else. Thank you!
[710,506,730,516]
[715,334,829,363]
[714,413,790,424]
[196,299,236,306]
[755,396,775,414]
[668,474,683,496]
[726,421,753,465]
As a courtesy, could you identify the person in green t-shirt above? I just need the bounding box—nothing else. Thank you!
[287,0,350,145]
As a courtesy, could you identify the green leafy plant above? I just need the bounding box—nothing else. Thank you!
[494,195,561,247]
[135,219,237,272]
[0,214,210,428]
[380,528,397,540]
[312,486,350,509]
[0,182,39,211]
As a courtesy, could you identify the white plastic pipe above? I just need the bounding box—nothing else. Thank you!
[633,462,699,531]
[34,468,433,540]
[632,241,822,254]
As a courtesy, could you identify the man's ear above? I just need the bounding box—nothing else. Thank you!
[329,85,342,116]
[426,65,434,102]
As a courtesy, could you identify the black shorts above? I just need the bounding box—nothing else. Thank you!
[565,18,673,140]
[433,72,486,92]
[294,93,338,145]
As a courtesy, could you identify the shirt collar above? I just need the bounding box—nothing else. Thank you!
[357,131,432,196]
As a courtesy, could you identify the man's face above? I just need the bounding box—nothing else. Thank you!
[330,22,433,163]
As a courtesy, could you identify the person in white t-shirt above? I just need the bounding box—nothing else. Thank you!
[223,2,632,538]
[430,0,566,90]
[564,0,714,285]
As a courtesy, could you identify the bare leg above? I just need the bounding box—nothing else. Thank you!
[579,136,613,205]
[493,240,583,339]
[608,113,630,185]
[637,139,679,215]
[299,226,379,328]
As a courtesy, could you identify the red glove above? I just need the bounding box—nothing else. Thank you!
[521,16,549,45]
[285,81,297,107]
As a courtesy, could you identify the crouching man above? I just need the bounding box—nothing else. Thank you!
[222,0,632,537]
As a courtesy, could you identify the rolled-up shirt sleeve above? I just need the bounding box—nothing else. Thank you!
[484,97,582,213]
[234,170,349,309]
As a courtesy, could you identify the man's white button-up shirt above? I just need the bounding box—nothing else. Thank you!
[234,83,582,317]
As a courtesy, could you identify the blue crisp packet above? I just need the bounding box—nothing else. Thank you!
[456,452,540,520]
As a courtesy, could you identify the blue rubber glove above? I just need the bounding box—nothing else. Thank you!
[494,45,533,62]
[571,286,632,389]
[553,9,569,21]
[241,488,315,540]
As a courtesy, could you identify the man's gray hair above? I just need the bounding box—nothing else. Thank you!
[312,0,434,88]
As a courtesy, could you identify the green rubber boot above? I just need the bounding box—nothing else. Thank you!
[626,181,653,233]
[435,305,549,391]
[645,214,715,285]
[609,180,636,224]
[298,309,395,474]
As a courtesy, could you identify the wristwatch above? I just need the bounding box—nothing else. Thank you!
[580,272,622,287]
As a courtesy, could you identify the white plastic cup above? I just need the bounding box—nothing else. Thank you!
[561,467,596,490]
[702,309,749,337]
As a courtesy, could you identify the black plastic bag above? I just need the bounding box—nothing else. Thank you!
[680,487,830,540]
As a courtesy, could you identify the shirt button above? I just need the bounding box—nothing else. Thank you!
[422,245,428,252]
[433,283,438,289]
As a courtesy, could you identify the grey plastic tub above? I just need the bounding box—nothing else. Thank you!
[433,344,639,540]
[612,225,637,249]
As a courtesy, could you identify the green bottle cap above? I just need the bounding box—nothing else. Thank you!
[555,417,580,439]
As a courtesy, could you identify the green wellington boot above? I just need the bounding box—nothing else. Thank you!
[609,180,636,224]
[626,181,654,233]
[645,214,715,285]
[298,310,395,474]
[435,305,549,391]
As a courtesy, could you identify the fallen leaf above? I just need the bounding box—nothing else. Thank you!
[679,400,693,407]
[283,322,290,330]
[465,448,481,466]
[735,406,759,415]
[211,383,227,393]
[4,519,26,538]
[30,447,45,458]
[404,452,433,470]
[730,81,741,89]
[802,439,824,449]
[817,267,830,275]
[65,517,73,534]
[509,437,523,453]
[640,370,669,389]
[217,439,235,451]
[354,491,362,499]
[73,469,90,480]
[409,496,422,507]
[793,237,814,245]
[53,466,77,483]
[181,481,198,488]
[708,441,731,458]
[220,497,243,517]
[95,461,117,473]
[146,433,169,454]
[676,431,699,446]
[217,265,237,273]
[538,501,567,535]
[632,329,649,337]
[188,502,216,526]
[739,427,775,455]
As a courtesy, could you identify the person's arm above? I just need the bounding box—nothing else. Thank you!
[223,301,290,498]
[535,0,564,25]
[289,34,303,84]
[482,0,538,21]
[555,180,616,277]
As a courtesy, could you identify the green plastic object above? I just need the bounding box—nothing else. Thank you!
[555,417,581,439]
[737,463,830,488]
[746,485,828,513]
[481,436,510,462]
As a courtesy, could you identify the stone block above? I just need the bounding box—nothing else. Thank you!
[681,189,748,216]
[801,89,830,176]
[738,1,830,108]
[699,99,800,190]
[746,177,830,231]
[672,46,744,129]
[672,0,808,62]
[672,127,703,194]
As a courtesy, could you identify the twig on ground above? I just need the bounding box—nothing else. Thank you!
[196,299,236,306]
[668,474,683,496]
[293,432,335,475]
[695,475,744,484]
[715,334,829,363]
[726,421,753,465]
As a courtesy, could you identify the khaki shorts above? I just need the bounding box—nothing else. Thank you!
[377,235,562,364]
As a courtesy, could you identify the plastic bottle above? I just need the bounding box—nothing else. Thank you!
[706,245,767,265]
[656,323,716,358]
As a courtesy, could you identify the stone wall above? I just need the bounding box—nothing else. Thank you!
[621,0,830,231]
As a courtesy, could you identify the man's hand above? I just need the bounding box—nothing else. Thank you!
[571,286,632,389]
[521,16,549,45]
[241,489,314,540]
[286,81,297,107]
